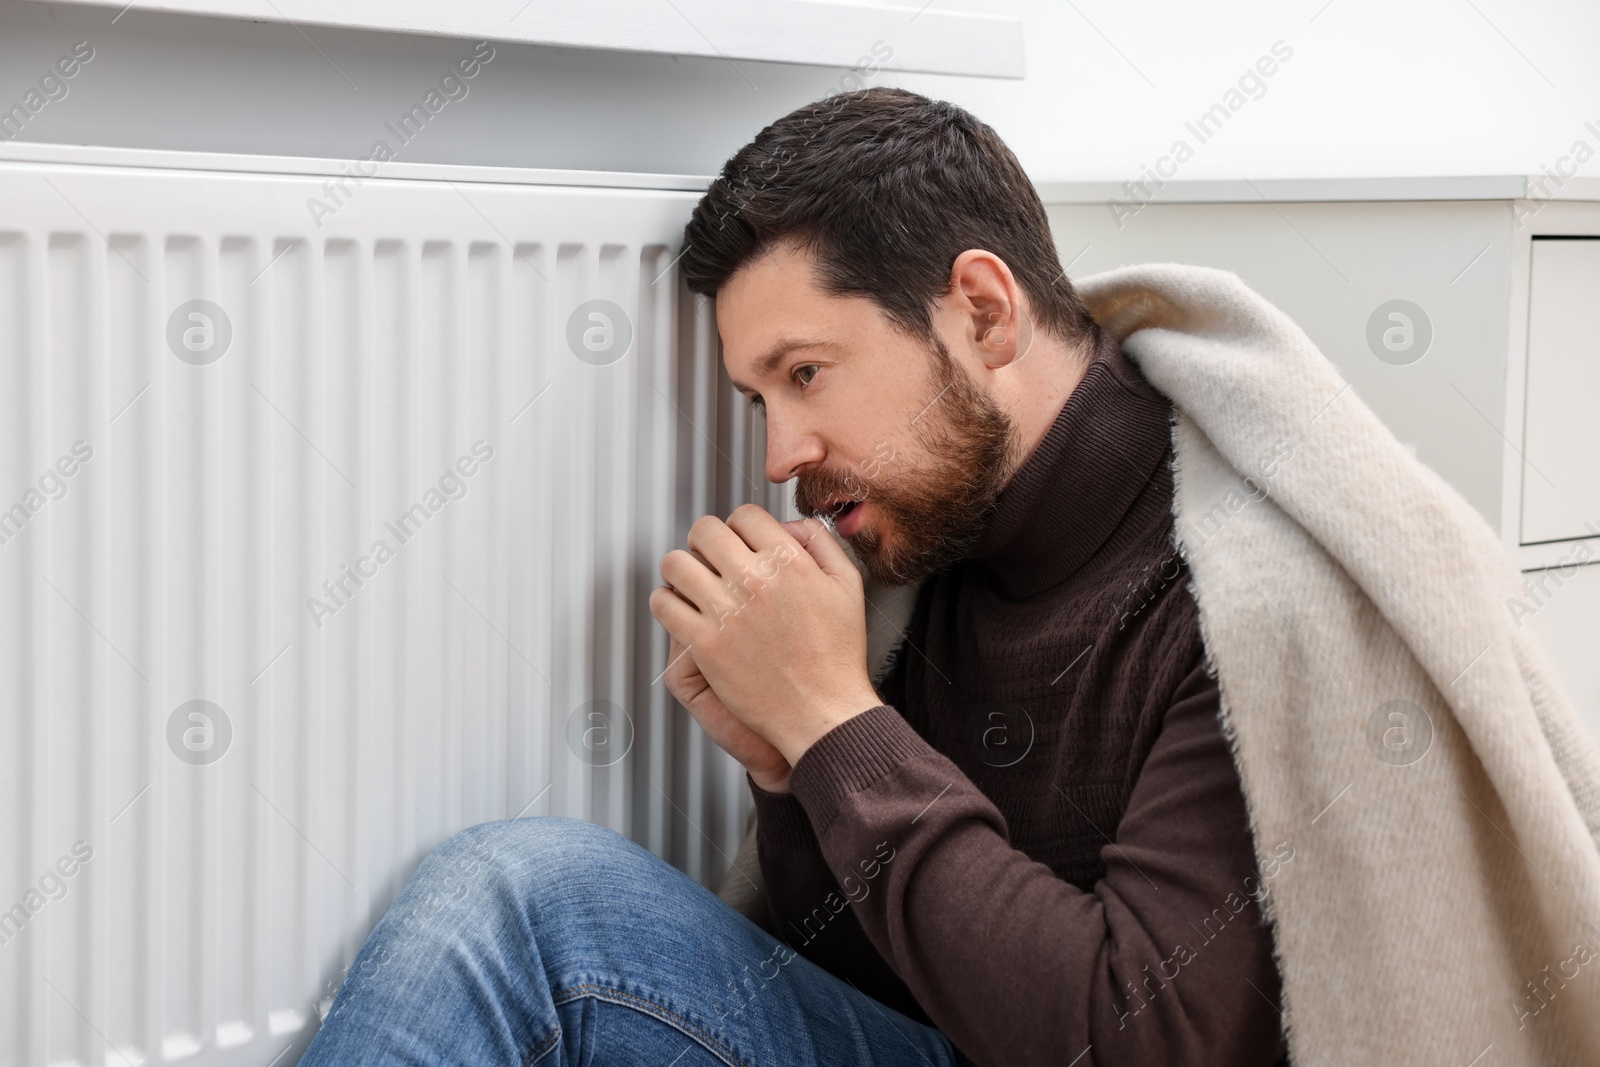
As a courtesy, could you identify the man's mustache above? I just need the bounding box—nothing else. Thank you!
[795,469,880,516]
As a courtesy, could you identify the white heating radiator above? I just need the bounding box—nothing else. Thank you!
[0,144,785,1067]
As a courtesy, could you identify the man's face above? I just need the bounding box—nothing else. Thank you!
[718,241,1021,587]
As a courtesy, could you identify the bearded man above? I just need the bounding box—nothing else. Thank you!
[303,85,1600,1067]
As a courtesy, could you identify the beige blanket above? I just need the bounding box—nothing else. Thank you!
[718,263,1600,1064]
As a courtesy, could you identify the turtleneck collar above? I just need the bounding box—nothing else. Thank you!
[964,324,1175,598]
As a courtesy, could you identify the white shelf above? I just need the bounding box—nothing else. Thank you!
[1035,175,1600,205]
[23,0,1024,78]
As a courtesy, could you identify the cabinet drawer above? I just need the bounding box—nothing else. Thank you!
[1523,237,1600,545]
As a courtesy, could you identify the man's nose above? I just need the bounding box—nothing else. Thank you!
[763,417,825,485]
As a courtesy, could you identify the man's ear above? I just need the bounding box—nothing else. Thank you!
[946,249,1033,368]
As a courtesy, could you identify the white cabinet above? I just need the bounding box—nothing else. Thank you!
[1040,178,1600,743]
[1523,238,1600,545]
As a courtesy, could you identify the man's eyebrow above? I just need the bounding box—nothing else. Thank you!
[729,338,838,395]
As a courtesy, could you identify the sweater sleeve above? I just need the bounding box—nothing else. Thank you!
[747,773,931,1023]
[786,658,1288,1067]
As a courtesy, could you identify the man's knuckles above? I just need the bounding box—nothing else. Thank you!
[688,513,726,539]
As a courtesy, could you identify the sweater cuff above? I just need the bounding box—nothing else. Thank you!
[789,704,934,836]
[746,770,821,853]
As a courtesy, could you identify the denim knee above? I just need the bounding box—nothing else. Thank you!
[414,817,644,914]
[323,820,628,1028]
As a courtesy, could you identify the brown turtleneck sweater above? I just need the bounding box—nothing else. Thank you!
[746,326,1289,1066]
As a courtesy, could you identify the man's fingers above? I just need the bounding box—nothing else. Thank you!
[649,583,706,640]
[725,503,810,562]
[782,516,858,581]
[658,549,732,615]
[686,512,758,580]
[665,633,689,670]
[685,505,820,598]
[660,506,845,643]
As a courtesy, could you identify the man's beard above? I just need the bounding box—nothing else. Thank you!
[794,335,1020,587]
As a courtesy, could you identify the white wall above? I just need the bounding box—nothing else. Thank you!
[887,0,1600,185]
[0,1,845,174]
[7,0,1600,184]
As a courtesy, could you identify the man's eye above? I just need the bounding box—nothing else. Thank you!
[793,365,818,387]
[749,395,765,412]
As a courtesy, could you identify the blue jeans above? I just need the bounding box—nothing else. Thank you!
[299,817,971,1066]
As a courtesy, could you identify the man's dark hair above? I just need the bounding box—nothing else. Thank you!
[681,87,1096,349]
